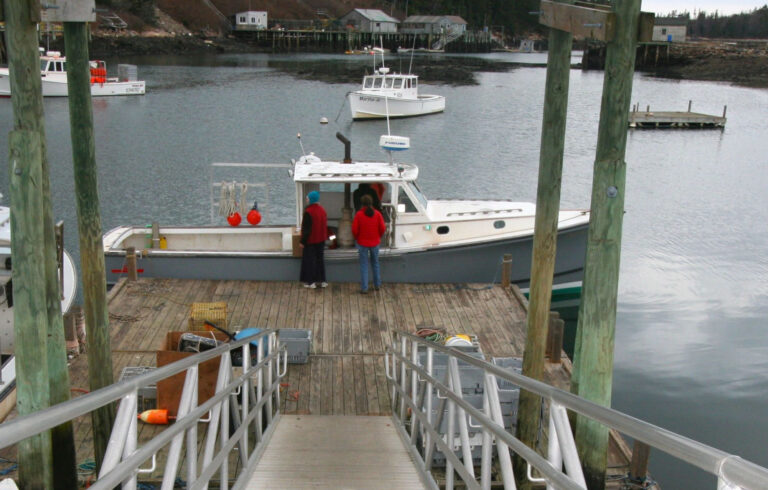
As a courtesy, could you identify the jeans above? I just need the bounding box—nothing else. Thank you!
[356,243,381,291]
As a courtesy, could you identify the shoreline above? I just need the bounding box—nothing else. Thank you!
[84,33,768,89]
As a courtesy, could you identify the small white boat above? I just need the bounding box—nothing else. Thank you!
[0,50,145,97]
[103,134,589,288]
[0,205,78,356]
[348,66,445,120]
[0,204,78,422]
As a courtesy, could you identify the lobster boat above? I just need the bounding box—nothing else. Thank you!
[103,134,589,288]
[0,49,145,97]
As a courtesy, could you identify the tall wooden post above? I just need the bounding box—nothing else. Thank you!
[63,22,115,471]
[571,1,641,488]
[514,12,573,486]
[5,0,77,486]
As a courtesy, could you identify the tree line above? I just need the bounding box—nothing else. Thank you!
[653,6,768,39]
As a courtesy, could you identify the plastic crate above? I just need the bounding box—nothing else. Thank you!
[119,366,157,412]
[278,329,312,364]
[188,302,227,331]
[491,356,523,391]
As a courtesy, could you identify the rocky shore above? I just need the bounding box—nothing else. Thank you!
[85,32,768,89]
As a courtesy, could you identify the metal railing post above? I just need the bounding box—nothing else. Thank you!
[162,366,198,490]
[448,357,476,479]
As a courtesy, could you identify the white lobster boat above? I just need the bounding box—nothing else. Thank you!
[103,134,589,288]
[348,66,445,120]
[0,50,145,97]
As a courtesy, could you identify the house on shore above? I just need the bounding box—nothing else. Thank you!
[233,11,268,31]
[399,15,468,36]
[338,9,399,33]
[652,17,687,42]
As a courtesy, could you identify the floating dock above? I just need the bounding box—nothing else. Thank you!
[1,278,634,486]
[629,101,727,128]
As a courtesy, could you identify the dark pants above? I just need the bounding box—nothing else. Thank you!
[300,242,326,284]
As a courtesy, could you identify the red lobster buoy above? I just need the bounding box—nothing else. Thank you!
[246,202,262,226]
[227,212,242,227]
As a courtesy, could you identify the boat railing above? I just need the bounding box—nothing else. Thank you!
[0,329,287,489]
[385,329,768,490]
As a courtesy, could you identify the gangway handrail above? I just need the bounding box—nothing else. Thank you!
[385,329,768,490]
[0,329,288,489]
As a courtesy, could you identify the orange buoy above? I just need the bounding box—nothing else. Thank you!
[227,212,242,226]
[138,409,174,425]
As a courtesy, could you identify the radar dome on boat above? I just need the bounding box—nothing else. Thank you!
[379,135,410,151]
[378,67,390,75]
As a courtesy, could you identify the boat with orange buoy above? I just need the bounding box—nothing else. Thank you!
[102,133,589,289]
[0,49,145,97]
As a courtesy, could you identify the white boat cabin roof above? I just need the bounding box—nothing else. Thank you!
[293,155,418,183]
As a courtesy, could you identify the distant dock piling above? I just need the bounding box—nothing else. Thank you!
[629,100,727,128]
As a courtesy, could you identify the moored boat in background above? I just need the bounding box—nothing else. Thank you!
[0,49,145,97]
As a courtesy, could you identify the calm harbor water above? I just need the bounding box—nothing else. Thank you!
[1,52,767,487]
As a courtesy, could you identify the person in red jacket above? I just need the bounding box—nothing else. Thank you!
[300,191,328,288]
[351,194,386,294]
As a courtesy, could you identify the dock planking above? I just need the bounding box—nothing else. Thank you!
[2,278,633,485]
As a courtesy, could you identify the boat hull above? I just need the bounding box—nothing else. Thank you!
[349,92,445,120]
[104,222,587,288]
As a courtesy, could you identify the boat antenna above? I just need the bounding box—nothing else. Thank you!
[297,132,306,157]
[408,34,416,74]
[380,35,386,71]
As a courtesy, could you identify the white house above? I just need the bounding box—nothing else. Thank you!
[338,9,399,33]
[652,17,687,42]
[233,11,268,31]
[399,15,468,35]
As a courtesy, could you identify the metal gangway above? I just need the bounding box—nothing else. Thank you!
[2,329,768,489]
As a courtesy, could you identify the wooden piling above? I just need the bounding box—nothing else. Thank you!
[500,253,513,288]
[515,4,574,484]
[8,130,54,489]
[6,1,77,486]
[126,246,138,281]
[629,440,651,481]
[64,22,116,472]
[571,0,641,487]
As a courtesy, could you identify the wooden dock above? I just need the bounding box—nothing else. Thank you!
[1,278,633,486]
[629,102,727,128]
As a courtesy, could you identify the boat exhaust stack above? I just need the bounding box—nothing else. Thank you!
[336,132,351,163]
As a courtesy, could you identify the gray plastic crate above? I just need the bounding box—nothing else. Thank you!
[278,329,312,364]
[119,366,157,412]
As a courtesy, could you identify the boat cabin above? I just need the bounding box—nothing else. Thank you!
[360,68,419,99]
[41,51,66,73]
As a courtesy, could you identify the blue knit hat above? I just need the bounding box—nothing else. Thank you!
[307,191,319,204]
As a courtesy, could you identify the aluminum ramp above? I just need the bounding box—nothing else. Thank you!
[246,415,426,489]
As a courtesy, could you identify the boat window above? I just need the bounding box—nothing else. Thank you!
[405,79,410,89]
[364,77,374,89]
[436,226,450,235]
[372,77,383,88]
[397,187,418,213]
[40,60,49,71]
[384,78,394,88]
[412,78,418,88]
[318,183,345,193]
[393,78,403,89]
[494,220,506,229]
[407,182,428,209]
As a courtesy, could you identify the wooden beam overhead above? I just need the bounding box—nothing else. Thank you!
[540,0,616,41]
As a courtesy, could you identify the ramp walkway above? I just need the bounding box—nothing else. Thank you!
[246,415,425,489]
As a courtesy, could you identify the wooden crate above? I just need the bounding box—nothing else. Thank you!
[156,331,231,417]
[188,301,227,331]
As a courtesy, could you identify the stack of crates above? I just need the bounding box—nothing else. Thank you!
[491,357,523,431]
[119,366,157,412]
[417,341,487,467]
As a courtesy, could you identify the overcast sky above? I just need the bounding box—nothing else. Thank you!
[641,1,767,15]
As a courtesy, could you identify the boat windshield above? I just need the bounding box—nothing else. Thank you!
[372,77,383,88]
[42,60,66,72]
[364,77,374,89]
[384,78,394,89]
[393,78,403,89]
[407,182,428,209]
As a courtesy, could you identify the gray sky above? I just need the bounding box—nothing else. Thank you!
[642,1,767,15]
